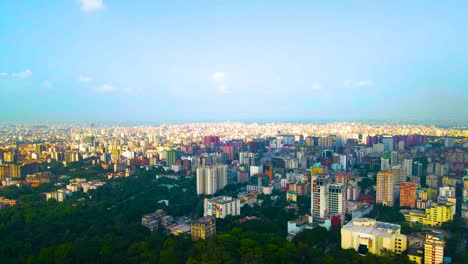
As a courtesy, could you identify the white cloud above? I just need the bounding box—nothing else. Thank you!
[42,80,53,89]
[78,75,92,83]
[93,84,143,94]
[211,72,225,82]
[0,72,8,77]
[95,84,115,92]
[344,80,353,88]
[211,71,229,93]
[311,82,321,90]
[344,79,374,88]
[12,69,32,79]
[79,0,104,12]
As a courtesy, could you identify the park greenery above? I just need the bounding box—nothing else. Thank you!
[0,163,466,263]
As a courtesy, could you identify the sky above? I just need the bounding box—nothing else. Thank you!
[0,0,467,123]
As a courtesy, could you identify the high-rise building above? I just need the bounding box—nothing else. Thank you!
[462,176,468,221]
[339,155,347,171]
[311,174,330,220]
[166,150,177,166]
[318,137,334,147]
[391,151,398,166]
[426,175,439,189]
[392,165,405,185]
[196,165,227,195]
[424,234,445,264]
[341,218,407,255]
[328,183,346,223]
[403,159,413,177]
[376,171,395,206]
[382,136,394,152]
[400,182,417,208]
[381,158,390,171]
[191,216,216,240]
[204,196,241,219]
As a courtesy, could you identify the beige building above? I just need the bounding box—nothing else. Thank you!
[191,216,216,240]
[341,218,407,255]
[376,171,395,206]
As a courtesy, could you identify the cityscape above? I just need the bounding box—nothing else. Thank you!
[1,1,468,264]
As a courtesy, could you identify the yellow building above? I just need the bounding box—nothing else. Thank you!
[442,176,457,187]
[0,197,17,206]
[407,248,423,264]
[376,171,394,206]
[424,234,445,264]
[310,167,324,176]
[402,202,454,226]
[3,152,15,163]
[341,218,407,256]
[191,216,216,240]
[286,191,297,202]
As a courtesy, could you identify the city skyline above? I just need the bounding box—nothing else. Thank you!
[1,0,467,122]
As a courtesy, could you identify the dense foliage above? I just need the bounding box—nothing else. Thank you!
[0,165,465,263]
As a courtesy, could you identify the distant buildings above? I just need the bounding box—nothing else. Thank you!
[376,171,394,206]
[341,218,407,255]
[0,163,38,180]
[191,216,216,240]
[204,196,240,219]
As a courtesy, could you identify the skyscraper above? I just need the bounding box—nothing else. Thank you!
[166,150,177,166]
[311,174,330,220]
[382,136,394,152]
[196,165,228,195]
[376,171,395,206]
[328,183,346,223]
[400,182,417,208]
[391,151,398,166]
[403,159,413,177]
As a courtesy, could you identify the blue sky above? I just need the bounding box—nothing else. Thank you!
[0,0,467,123]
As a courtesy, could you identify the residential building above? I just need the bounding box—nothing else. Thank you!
[424,234,445,264]
[328,183,346,223]
[311,174,330,220]
[401,202,454,226]
[191,216,216,240]
[376,171,395,206]
[196,165,227,195]
[204,196,241,219]
[400,182,417,208]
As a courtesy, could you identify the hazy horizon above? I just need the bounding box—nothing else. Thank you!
[1,1,467,122]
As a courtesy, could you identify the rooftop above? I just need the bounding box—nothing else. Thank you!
[342,218,402,238]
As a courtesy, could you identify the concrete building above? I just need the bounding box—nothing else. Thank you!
[311,174,330,220]
[401,202,454,226]
[376,171,395,206]
[142,210,166,232]
[424,234,445,264]
[341,218,407,255]
[191,216,216,240]
[403,159,413,177]
[196,165,227,195]
[328,183,346,223]
[400,182,417,208]
[204,196,241,219]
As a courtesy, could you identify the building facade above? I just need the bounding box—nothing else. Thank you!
[341,218,407,255]
[376,171,395,206]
